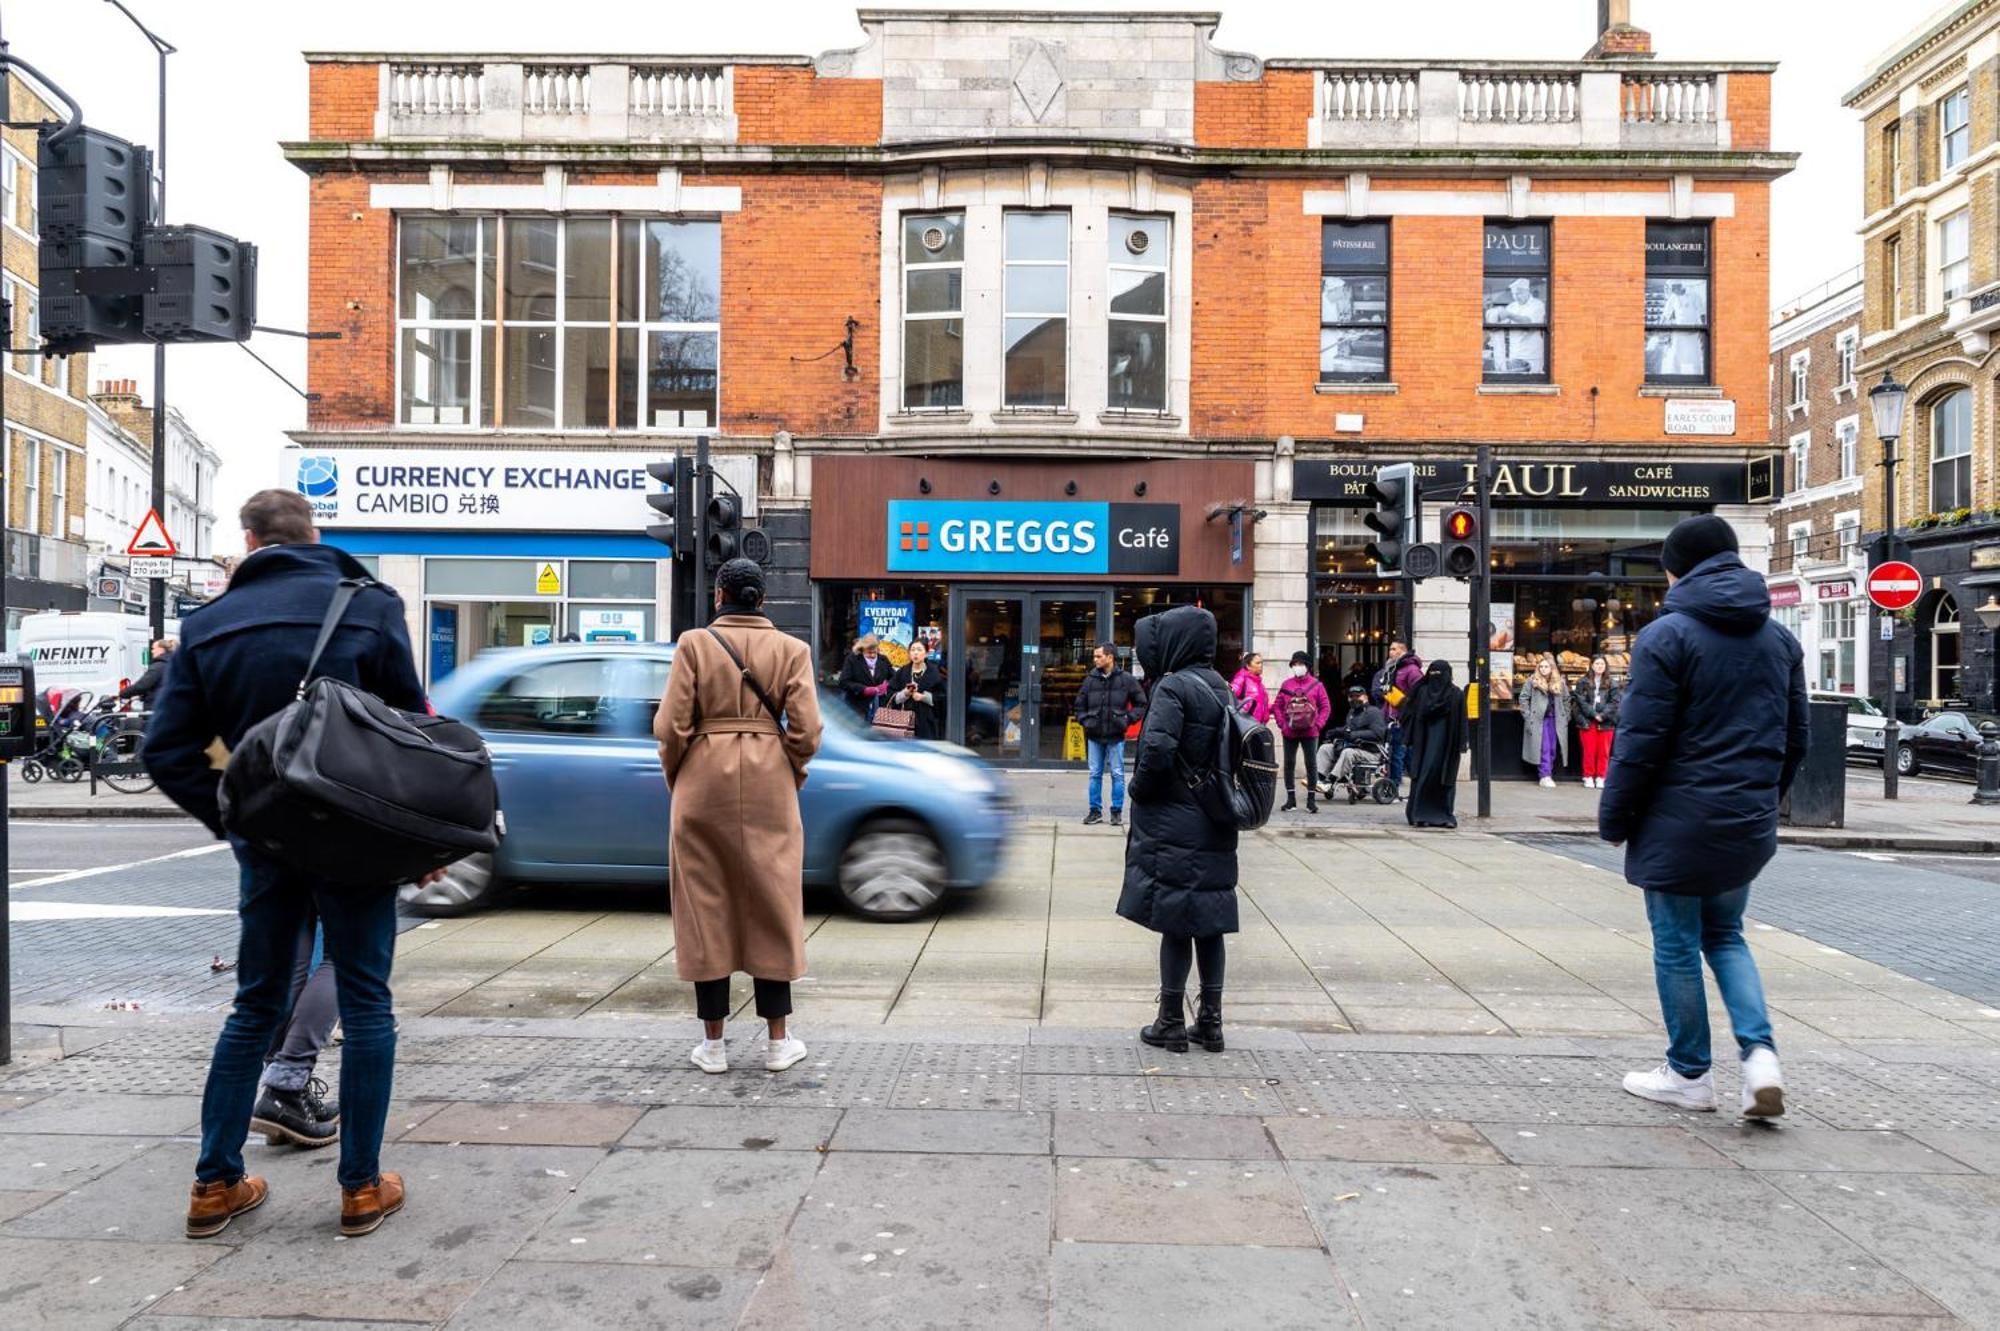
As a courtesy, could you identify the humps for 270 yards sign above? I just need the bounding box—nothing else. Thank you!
[283,447,663,531]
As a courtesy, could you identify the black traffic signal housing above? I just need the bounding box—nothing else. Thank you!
[143,225,257,343]
[646,457,695,554]
[1441,506,1480,579]
[1363,462,1417,575]
[38,127,153,353]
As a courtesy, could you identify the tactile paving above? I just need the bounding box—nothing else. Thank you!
[1020,1044,1142,1076]
[1019,1073,1153,1113]
[891,1067,1023,1110]
[1145,1076,1286,1116]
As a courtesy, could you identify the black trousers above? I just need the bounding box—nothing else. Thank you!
[1283,736,1317,796]
[1158,933,1226,993]
[694,977,792,1022]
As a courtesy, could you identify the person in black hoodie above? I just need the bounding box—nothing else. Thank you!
[1600,514,1808,1120]
[145,489,431,1241]
[1073,644,1146,825]
[889,637,948,741]
[1116,606,1237,1054]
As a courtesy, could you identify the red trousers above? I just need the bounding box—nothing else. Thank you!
[1579,725,1615,779]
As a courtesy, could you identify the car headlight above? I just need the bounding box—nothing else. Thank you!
[909,748,998,796]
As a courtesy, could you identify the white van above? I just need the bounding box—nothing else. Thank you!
[18,611,154,700]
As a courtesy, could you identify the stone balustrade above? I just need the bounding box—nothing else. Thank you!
[379,59,739,143]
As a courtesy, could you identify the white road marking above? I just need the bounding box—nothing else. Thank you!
[10,901,233,921]
[10,842,231,892]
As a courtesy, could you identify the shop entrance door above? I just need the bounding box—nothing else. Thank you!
[952,588,1111,765]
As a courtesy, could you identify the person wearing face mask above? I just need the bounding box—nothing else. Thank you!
[838,634,896,719]
[1521,653,1572,788]
[1274,650,1331,813]
[889,638,947,741]
[1577,654,1621,790]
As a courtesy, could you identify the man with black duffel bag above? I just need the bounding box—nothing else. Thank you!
[145,490,453,1241]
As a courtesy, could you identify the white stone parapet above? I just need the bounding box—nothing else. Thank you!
[377,59,741,144]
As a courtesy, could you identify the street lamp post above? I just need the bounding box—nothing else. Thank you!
[1869,370,1909,801]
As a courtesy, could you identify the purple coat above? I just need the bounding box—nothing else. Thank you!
[1274,675,1331,739]
[1386,654,1425,723]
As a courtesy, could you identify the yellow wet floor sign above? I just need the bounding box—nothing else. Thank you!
[536,562,562,595]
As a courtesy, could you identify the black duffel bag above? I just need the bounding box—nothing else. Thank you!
[220,577,500,887]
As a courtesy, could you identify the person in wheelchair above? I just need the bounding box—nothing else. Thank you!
[1317,685,1393,801]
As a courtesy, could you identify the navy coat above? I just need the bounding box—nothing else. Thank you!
[1116,605,1239,938]
[1598,552,1809,896]
[143,543,426,836]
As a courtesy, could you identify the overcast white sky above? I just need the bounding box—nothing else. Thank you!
[11,0,1927,553]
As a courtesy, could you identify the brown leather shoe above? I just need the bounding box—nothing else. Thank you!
[186,1175,268,1239]
[340,1171,405,1237]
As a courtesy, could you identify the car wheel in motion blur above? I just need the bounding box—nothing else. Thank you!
[401,852,508,918]
[838,819,947,921]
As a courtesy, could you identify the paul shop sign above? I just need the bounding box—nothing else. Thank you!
[281,447,662,531]
[1294,457,1776,507]
[885,501,1179,575]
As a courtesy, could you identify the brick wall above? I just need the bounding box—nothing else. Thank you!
[1729,72,1772,152]
[309,63,378,140]
[1193,71,1313,149]
[306,173,399,427]
[1189,178,1773,445]
[734,67,881,146]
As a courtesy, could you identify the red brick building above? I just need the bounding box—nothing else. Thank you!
[285,5,1791,770]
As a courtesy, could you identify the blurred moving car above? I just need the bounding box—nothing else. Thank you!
[1894,710,2000,781]
[414,643,1012,920]
[1810,690,1889,764]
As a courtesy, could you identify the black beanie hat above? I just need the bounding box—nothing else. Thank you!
[1660,514,1738,577]
[1290,650,1311,667]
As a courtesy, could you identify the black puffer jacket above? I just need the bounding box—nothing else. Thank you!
[1599,552,1809,896]
[1116,605,1239,938]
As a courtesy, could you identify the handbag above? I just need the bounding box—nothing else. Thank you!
[871,707,916,739]
[220,578,500,888]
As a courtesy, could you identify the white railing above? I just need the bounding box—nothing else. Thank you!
[523,65,590,116]
[389,63,484,117]
[629,65,731,118]
[1320,71,1419,123]
[1460,72,1578,125]
[1622,73,1717,126]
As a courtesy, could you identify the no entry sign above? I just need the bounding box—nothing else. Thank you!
[1866,561,1923,612]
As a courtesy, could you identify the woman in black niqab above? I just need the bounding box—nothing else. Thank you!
[1402,660,1464,829]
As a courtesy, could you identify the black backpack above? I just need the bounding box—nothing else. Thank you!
[1178,675,1279,831]
[220,578,501,888]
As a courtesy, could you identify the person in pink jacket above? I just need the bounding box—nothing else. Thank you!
[1229,652,1271,725]
[1274,651,1332,812]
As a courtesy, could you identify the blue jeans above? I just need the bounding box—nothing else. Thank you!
[1386,722,1406,785]
[1644,886,1776,1079]
[1087,738,1125,812]
[198,842,399,1190]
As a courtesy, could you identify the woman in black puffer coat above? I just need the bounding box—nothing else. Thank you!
[1116,604,1238,1054]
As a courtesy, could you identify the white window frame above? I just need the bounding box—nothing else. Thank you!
[1942,86,1971,173]
[1774,602,1804,641]
[1834,328,1858,397]
[1818,598,1856,692]
[1835,509,1862,560]
[1887,119,1903,199]
[20,433,40,536]
[1787,348,1809,416]
[1106,213,1171,413]
[1887,235,1903,320]
[0,152,15,234]
[1000,209,1071,411]
[1931,387,1973,512]
[901,210,965,412]
[1789,431,1811,492]
[1835,414,1860,480]
[50,445,66,537]
[1939,208,1971,304]
[1787,519,1812,567]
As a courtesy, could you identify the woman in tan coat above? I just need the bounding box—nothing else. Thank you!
[655,559,824,1073]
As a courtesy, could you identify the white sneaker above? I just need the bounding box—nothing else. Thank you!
[689,1039,728,1075]
[765,1035,809,1072]
[1539,776,1556,789]
[1740,1047,1785,1119]
[1622,1062,1718,1111]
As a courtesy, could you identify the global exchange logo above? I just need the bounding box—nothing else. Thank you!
[296,455,339,519]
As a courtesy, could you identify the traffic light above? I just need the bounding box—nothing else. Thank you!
[645,456,694,554]
[705,493,743,564]
[143,225,258,343]
[1363,462,1416,575]
[38,127,153,352]
[1441,506,1480,579]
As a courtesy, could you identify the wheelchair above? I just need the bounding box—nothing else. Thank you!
[1317,738,1399,806]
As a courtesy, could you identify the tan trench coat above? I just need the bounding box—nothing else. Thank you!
[655,614,823,982]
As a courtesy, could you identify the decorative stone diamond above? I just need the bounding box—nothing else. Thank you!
[1013,42,1063,123]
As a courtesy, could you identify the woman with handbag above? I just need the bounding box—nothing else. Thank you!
[655,559,824,1075]
[887,638,946,741]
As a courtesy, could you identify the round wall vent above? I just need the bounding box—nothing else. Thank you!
[1125,227,1151,256]
[921,225,948,253]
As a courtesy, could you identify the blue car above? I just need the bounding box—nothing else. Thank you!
[414,642,1012,921]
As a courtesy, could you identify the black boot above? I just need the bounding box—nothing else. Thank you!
[1139,991,1189,1053]
[1281,794,1297,812]
[1305,791,1319,813]
[250,1083,339,1149]
[1190,988,1225,1053]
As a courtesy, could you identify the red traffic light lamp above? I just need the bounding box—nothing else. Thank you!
[1441,506,1479,578]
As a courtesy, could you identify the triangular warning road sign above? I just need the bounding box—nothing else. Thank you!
[127,508,179,557]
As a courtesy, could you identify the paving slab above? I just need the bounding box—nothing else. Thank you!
[1476,1122,1737,1169]
[0,1189,60,1222]
[0,1091,200,1136]
[0,1132,168,1190]
[830,1108,1050,1155]
[522,1146,820,1269]
[397,1101,644,1147]
[620,1105,841,1152]
[737,1152,1051,1331]
[1907,1129,2000,1175]
[440,1259,760,1330]
[0,1236,225,1330]
[1052,1109,1277,1160]
[1050,1242,1361,1330]
[1690,1125,1979,1174]
[1263,1117,1505,1165]
[1054,1155,1317,1247]
[1290,1161,1663,1330]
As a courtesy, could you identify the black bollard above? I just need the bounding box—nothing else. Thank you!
[1975,723,2000,807]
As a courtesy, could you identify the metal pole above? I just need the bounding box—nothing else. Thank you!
[1474,446,1493,820]
[148,39,168,639]
[693,434,711,629]
[0,290,11,1065]
[1883,436,1900,801]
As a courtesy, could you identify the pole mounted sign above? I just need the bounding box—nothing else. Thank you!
[1866,561,1922,612]
[126,508,177,557]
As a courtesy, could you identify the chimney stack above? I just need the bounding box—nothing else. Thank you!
[1588,0,1654,59]
[92,378,154,449]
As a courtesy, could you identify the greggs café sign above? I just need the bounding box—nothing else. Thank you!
[1294,456,1779,507]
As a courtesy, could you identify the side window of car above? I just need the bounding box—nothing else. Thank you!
[602,657,674,738]
[475,658,617,736]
